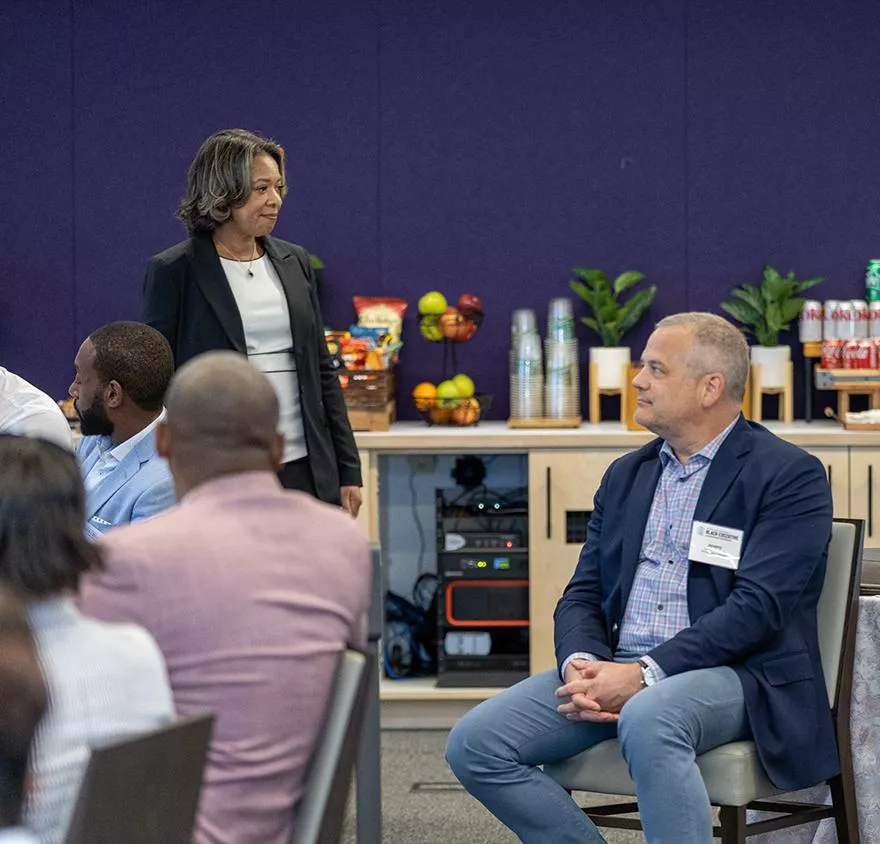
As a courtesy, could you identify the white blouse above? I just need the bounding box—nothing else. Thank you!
[221,254,307,463]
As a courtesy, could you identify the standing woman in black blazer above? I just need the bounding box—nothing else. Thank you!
[142,128,362,515]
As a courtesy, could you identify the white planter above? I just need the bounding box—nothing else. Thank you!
[750,345,790,389]
[589,346,631,390]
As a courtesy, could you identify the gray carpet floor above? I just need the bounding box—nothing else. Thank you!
[341,730,646,844]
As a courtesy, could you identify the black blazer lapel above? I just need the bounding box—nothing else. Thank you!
[192,232,247,353]
[618,448,663,619]
[262,236,313,354]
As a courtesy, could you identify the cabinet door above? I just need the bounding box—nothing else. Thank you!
[805,448,850,519]
[528,449,630,674]
[849,448,880,547]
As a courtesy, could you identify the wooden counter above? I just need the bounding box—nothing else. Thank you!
[354,420,880,451]
[355,420,880,707]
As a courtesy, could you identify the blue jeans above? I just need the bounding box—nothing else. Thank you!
[446,665,750,843]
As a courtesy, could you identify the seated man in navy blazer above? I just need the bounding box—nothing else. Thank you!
[70,321,176,538]
[447,312,835,844]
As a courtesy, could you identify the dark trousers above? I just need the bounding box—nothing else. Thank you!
[277,457,318,497]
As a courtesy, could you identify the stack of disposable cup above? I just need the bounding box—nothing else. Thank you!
[510,310,543,419]
[544,299,580,419]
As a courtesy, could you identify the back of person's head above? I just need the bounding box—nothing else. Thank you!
[655,312,750,404]
[0,587,48,827]
[178,128,288,234]
[0,435,102,598]
[87,322,174,413]
[160,352,281,484]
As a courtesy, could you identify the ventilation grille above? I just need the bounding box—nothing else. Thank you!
[565,510,592,544]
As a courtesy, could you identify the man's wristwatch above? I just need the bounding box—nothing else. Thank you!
[637,658,650,688]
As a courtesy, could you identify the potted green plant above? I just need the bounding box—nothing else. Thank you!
[569,267,657,388]
[308,253,325,290]
[720,265,823,387]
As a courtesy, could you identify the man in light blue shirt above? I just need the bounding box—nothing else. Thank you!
[69,322,176,537]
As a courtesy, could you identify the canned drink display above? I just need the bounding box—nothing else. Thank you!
[821,338,843,369]
[823,299,840,340]
[852,299,870,338]
[870,301,880,339]
[842,339,876,369]
[798,300,823,342]
[867,260,880,303]
[836,300,857,340]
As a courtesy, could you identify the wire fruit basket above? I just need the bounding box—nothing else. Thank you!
[414,394,493,427]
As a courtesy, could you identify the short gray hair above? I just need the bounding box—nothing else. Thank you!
[177,129,287,234]
[656,312,749,403]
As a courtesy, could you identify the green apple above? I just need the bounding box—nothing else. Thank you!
[419,314,443,342]
[451,374,475,398]
[418,291,448,315]
[436,379,462,409]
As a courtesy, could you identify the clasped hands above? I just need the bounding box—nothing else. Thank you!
[555,659,643,723]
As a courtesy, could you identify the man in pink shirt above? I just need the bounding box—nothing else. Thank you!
[79,351,370,844]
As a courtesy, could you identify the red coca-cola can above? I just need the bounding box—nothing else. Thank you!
[842,339,873,369]
[821,338,843,369]
[862,339,879,369]
[852,299,870,338]
[799,300,823,342]
[870,301,880,339]
[837,301,857,340]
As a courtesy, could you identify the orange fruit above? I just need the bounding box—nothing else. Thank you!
[429,407,452,425]
[412,382,437,411]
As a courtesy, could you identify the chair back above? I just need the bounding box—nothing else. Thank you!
[291,649,371,844]
[817,519,864,709]
[63,714,214,844]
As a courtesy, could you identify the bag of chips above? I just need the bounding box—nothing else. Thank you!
[353,296,408,343]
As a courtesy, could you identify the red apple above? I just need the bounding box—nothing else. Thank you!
[439,307,477,341]
[458,293,484,317]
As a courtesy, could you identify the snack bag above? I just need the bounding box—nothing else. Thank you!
[353,296,408,343]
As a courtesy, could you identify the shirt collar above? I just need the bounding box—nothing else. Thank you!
[659,414,740,469]
[100,408,166,465]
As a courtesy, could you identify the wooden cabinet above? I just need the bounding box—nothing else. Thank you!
[356,449,379,541]
[527,449,630,674]
[849,449,880,547]
[806,448,850,518]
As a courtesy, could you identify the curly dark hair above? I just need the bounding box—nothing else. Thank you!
[88,321,174,413]
[0,435,103,597]
[177,128,287,233]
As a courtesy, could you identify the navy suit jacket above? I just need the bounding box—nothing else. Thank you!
[554,416,836,790]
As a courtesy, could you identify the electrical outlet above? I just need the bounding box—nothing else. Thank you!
[409,455,436,473]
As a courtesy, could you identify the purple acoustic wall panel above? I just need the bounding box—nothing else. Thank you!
[379,1,688,417]
[2,0,880,419]
[0,1,76,393]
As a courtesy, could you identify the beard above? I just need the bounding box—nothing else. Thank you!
[77,396,114,437]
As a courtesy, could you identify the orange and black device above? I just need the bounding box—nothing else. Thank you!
[437,550,530,688]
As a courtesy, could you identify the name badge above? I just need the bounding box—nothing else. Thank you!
[688,521,743,570]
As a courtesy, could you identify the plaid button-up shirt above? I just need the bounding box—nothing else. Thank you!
[616,417,739,678]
